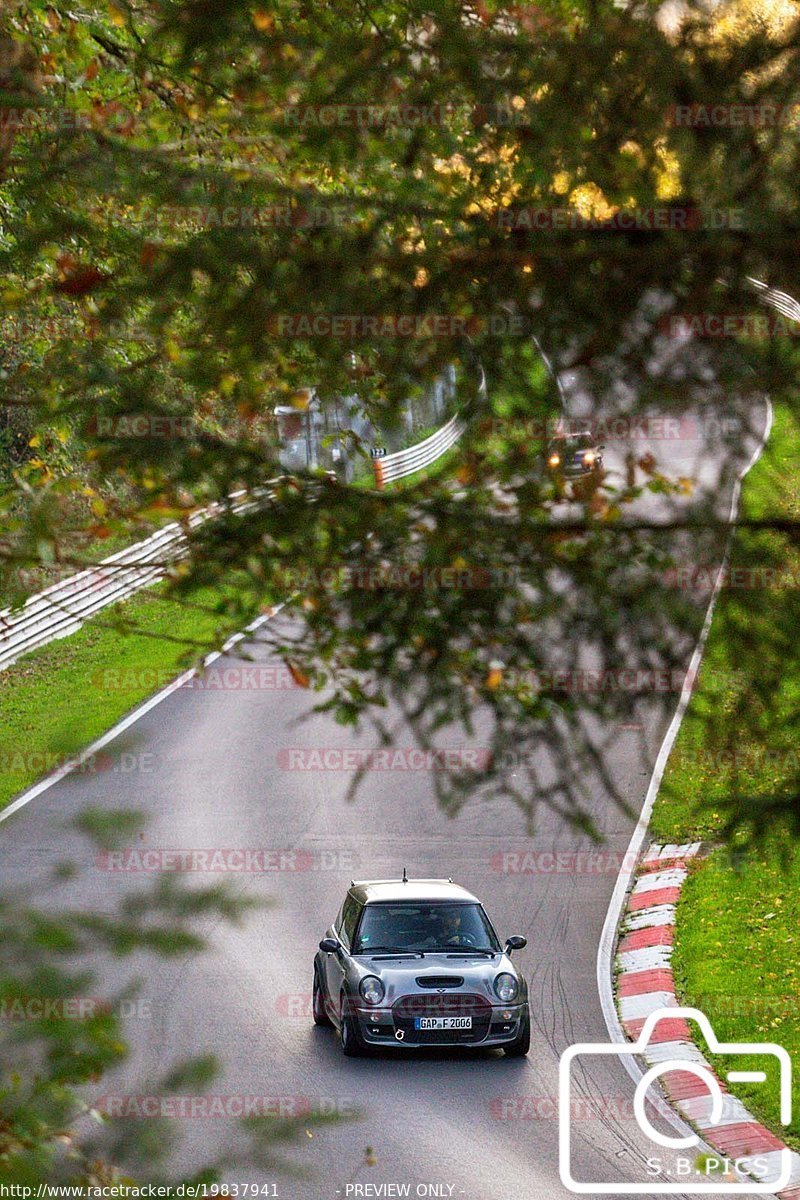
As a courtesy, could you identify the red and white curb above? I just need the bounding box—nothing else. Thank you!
[615,841,800,1197]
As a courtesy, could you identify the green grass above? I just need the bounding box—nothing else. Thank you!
[0,353,548,810]
[0,425,462,812]
[650,397,800,1149]
[0,583,233,811]
[671,848,800,1149]
[653,401,800,840]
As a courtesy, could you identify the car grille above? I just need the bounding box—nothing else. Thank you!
[415,976,464,989]
[392,993,493,1043]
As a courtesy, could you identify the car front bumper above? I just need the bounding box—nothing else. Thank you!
[353,1001,529,1048]
[549,462,600,479]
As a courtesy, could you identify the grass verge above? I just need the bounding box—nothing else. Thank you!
[651,397,800,1149]
[0,351,550,812]
[0,583,235,812]
[0,426,467,815]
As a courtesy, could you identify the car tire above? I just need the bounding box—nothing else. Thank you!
[340,989,366,1057]
[313,964,332,1027]
[503,1010,531,1057]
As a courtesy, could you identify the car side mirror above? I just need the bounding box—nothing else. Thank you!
[319,937,339,954]
[505,935,527,953]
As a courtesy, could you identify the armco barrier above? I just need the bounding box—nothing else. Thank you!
[0,403,464,668]
[0,403,463,671]
[747,277,800,324]
[0,489,266,674]
[0,280,790,671]
[0,405,464,668]
[373,413,465,488]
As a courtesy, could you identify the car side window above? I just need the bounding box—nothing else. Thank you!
[340,895,362,950]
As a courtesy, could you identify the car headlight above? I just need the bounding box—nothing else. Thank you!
[359,975,385,1005]
[494,973,519,1003]
[583,450,596,465]
[548,453,560,467]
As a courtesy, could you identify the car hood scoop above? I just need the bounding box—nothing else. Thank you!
[416,975,464,989]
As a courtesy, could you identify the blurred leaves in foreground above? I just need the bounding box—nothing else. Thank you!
[1,2,799,820]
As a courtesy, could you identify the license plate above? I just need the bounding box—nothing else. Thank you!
[414,1016,472,1030]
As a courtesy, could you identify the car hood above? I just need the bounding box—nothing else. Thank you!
[351,951,521,1000]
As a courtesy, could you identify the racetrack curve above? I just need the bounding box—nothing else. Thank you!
[0,351,772,1200]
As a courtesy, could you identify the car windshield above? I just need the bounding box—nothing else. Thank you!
[352,902,501,955]
[549,433,593,454]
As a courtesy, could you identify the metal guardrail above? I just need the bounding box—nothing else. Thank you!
[747,277,800,324]
[0,284,794,672]
[0,491,260,674]
[0,410,466,669]
[372,413,465,487]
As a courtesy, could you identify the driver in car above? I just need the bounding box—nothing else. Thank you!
[437,908,472,947]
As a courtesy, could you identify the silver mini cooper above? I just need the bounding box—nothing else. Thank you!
[313,876,530,1057]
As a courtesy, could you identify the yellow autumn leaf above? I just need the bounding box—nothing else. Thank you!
[252,9,275,32]
[286,659,310,688]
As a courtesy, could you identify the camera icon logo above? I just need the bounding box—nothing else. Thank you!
[559,1006,793,1194]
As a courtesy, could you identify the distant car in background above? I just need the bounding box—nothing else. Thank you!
[546,431,604,479]
[313,876,530,1057]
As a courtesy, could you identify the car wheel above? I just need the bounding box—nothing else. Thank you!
[340,989,366,1057]
[313,964,332,1027]
[503,1010,531,1057]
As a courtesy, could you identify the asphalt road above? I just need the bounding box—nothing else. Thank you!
[0,358,771,1199]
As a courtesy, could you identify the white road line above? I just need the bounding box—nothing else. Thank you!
[596,389,774,1143]
[0,609,280,826]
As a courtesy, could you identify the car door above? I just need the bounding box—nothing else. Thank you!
[324,894,359,1010]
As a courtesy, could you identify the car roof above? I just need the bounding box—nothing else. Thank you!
[348,879,479,905]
